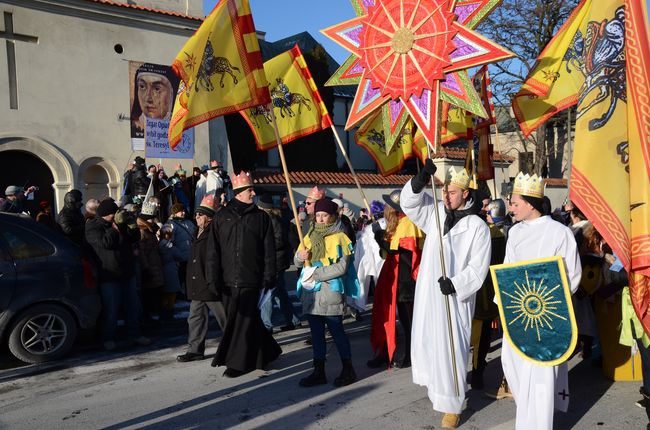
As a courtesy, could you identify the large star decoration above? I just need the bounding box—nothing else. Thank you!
[322,0,513,154]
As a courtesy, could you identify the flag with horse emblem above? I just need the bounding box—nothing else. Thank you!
[355,110,415,176]
[241,45,333,150]
[491,256,577,366]
[168,0,270,149]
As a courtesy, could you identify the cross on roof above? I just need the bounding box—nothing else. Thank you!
[0,12,38,109]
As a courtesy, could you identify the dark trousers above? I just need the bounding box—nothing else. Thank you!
[474,319,493,372]
[187,300,227,354]
[396,300,414,360]
[307,314,351,361]
[99,275,141,342]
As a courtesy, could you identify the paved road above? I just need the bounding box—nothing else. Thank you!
[0,312,647,430]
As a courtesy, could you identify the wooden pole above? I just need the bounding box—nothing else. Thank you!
[425,81,460,397]
[269,107,306,252]
[330,125,373,217]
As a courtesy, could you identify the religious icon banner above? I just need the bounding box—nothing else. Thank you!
[129,61,180,151]
[491,256,577,366]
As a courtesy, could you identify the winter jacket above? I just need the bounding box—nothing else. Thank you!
[85,217,139,282]
[186,224,220,301]
[159,238,183,293]
[207,199,276,291]
[165,218,196,262]
[132,167,150,196]
[295,252,350,316]
[268,212,290,272]
[137,222,164,289]
[57,202,85,245]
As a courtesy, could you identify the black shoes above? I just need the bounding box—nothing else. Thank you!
[222,368,246,378]
[299,359,327,387]
[280,323,297,332]
[176,352,205,362]
[334,359,357,387]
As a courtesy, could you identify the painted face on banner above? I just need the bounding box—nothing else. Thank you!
[137,73,173,119]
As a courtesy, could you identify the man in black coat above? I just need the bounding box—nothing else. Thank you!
[208,172,281,377]
[85,199,149,350]
[177,195,227,362]
[57,189,85,245]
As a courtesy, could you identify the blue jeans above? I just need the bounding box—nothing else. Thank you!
[307,314,351,361]
[100,275,142,342]
[260,272,301,330]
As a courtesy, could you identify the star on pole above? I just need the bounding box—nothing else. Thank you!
[322,0,514,153]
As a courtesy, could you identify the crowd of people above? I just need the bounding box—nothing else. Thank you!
[1,156,646,430]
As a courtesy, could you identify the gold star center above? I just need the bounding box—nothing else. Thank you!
[392,27,415,54]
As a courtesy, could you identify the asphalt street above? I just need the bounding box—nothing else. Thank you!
[0,307,647,430]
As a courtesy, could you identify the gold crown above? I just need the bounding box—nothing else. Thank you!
[445,167,471,190]
[512,172,545,198]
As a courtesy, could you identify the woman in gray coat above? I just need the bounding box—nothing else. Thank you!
[295,198,359,388]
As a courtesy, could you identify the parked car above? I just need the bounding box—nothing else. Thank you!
[0,213,101,363]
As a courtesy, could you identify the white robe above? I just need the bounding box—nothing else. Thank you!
[499,215,582,430]
[401,181,491,414]
[194,175,207,211]
[351,220,386,311]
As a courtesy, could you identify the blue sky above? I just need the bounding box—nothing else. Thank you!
[204,0,650,66]
[203,0,356,64]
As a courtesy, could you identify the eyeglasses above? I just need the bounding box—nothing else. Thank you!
[305,201,314,206]
[195,212,206,218]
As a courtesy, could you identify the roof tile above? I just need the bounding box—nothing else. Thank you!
[85,0,204,21]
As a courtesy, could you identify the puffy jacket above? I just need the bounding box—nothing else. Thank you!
[207,199,276,291]
[166,218,196,261]
[57,190,85,245]
[85,217,139,282]
[137,222,164,289]
[186,224,220,301]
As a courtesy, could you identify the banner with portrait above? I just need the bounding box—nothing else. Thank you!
[129,61,181,150]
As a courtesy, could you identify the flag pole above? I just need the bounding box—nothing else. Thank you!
[268,106,306,253]
[425,80,460,397]
[330,125,373,217]
[492,113,508,199]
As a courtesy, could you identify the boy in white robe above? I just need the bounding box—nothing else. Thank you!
[401,160,491,429]
[499,172,582,430]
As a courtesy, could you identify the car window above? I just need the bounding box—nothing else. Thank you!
[0,226,55,260]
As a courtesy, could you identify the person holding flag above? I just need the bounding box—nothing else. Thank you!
[401,160,491,429]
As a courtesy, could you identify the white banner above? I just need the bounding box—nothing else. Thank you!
[145,118,194,159]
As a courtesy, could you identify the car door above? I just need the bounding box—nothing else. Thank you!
[0,223,58,309]
[0,237,17,312]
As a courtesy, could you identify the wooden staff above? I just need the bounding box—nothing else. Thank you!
[424,80,460,397]
[268,107,306,254]
[330,125,373,217]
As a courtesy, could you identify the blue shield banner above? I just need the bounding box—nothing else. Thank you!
[491,256,577,366]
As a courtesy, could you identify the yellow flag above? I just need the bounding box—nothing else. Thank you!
[168,0,270,148]
[512,0,593,137]
[441,102,472,144]
[240,45,333,150]
[355,111,415,176]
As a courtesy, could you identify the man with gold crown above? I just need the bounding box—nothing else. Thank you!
[207,171,281,377]
[498,172,581,430]
[400,159,491,429]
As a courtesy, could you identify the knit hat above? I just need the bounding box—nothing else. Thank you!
[170,203,185,215]
[4,185,21,196]
[96,199,118,217]
[257,193,274,210]
[196,195,217,217]
[314,198,339,216]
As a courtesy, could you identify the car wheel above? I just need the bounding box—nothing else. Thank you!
[8,304,78,364]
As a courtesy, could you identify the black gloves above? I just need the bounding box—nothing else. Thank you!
[438,276,456,295]
[411,159,437,193]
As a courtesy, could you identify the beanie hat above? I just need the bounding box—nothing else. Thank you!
[96,199,118,217]
[314,198,339,216]
[257,193,274,210]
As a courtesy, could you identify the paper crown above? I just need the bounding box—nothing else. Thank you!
[445,167,471,190]
[513,172,545,198]
[196,194,217,215]
[141,201,158,216]
[231,171,253,191]
[307,185,326,200]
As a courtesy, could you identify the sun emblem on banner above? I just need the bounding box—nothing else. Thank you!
[503,270,567,342]
[322,0,514,153]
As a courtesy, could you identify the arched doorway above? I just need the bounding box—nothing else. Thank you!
[0,150,55,217]
[82,165,110,201]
